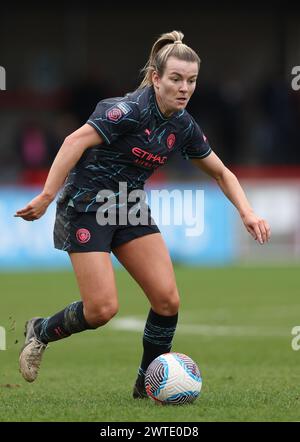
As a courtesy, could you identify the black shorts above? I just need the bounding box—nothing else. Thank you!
[53,198,160,253]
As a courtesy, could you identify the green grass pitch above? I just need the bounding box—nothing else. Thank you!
[0,265,299,422]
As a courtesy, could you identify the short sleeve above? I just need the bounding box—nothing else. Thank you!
[181,117,212,160]
[87,98,140,145]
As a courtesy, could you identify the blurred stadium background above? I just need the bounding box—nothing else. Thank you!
[1,3,300,268]
[1,3,300,422]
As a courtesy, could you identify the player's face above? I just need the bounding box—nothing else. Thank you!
[152,56,198,117]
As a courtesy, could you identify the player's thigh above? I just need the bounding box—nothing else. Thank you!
[113,233,179,314]
[69,251,118,316]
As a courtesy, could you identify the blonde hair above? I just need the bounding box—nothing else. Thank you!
[139,30,201,89]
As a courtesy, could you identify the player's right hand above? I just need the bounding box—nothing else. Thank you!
[14,193,53,221]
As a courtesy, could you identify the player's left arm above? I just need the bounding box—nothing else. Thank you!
[192,152,271,244]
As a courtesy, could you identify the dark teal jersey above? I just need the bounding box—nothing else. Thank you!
[61,86,212,212]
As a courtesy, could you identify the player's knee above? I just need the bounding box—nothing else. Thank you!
[84,302,118,327]
[154,286,180,316]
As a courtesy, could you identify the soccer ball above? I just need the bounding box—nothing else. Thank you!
[145,352,202,405]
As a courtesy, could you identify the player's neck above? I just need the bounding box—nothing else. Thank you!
[154,92,174,118]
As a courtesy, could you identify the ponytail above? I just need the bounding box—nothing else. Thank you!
[139,30,200,88]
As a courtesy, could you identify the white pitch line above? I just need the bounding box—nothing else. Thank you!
[109,317,288,338]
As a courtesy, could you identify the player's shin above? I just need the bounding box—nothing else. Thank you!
[34,301,95,344]
[133,308,178,398]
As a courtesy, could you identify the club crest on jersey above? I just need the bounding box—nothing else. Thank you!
[76,228,91,244]
[167,133,176,150]
[106,102,132,123]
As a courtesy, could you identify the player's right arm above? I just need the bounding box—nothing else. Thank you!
[14,124,103,221]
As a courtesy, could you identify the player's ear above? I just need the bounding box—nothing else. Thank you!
[152,71,160,89]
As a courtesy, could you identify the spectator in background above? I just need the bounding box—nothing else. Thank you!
[16,114,78,186]
[16,120,56,186]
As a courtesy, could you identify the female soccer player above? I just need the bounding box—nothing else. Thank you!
[15,30,270,398]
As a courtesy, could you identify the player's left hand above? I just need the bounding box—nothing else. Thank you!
[241,211,271,245]
[14,193,52,221]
